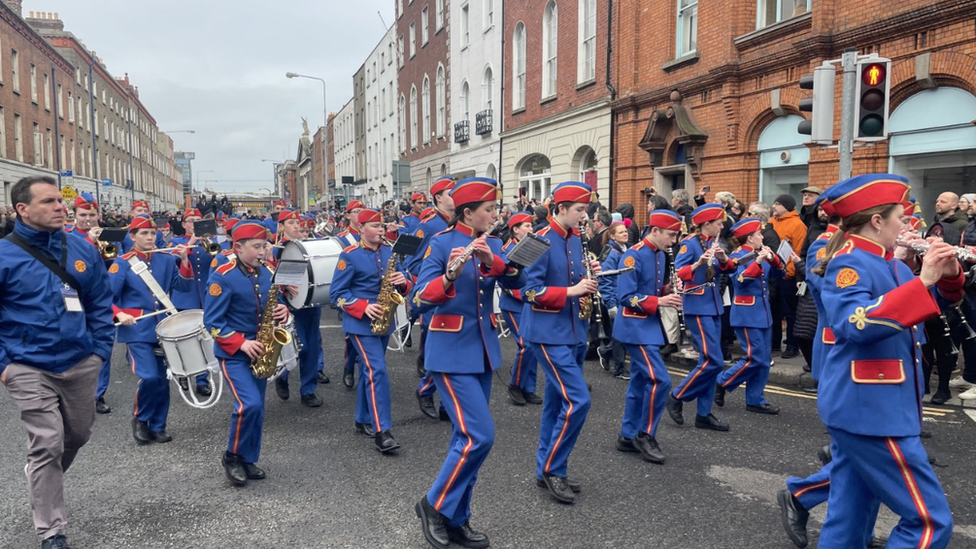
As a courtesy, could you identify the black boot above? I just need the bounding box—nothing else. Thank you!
[694,413,730,431]
[195,383,212,397]
[446,522,490,549]
[317,370,331,384]
[416,356,426,378]
[542,472,576,504]
[355,422,376,437]
[222,452,248,487]
[714,384,726,407]
[40,534,72,549]
[95,397,112,414]
[508,385,526,405]
[415,497,450,549]
[243,463,266,480]
[131,418,151,445]
[776,489,809,548]
[343,369,354,389]
[417,392,439,419]
[666,393,684,425]
[149,430,173,443]
[633,432,665,464]
[375,430,401,453]
[274,377,289,400]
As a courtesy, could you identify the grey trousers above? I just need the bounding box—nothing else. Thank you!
[3,353,101,541]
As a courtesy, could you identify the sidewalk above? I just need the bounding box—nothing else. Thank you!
[661,346,976,411]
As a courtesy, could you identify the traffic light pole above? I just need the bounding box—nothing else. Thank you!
[838,48,858,181]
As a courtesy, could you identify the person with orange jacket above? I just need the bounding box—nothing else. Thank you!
[769,194,807,359]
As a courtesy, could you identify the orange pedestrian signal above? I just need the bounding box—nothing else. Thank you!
[862,63,885,86]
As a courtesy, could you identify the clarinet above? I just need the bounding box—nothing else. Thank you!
[669,246,687,345]
[577,222,599,321]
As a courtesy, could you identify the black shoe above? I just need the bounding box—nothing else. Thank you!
[523,392,543,405]
[714,384,726,407]
[416,357,427,378]
[274,377,290,400]
[40,534,71,549]
[616,435,639,453]
[417,393,439,419]
[222,452,248,487]
[355,422,376,438]
[132,418,151,445]
[508,384,526,406]
[415,497,450,549]
[343,370,354,389]
[178,377,190,391]
[867,535,887,548]
[920,429,933,439]
[149,430,173,443]
[614,370,630,380]
[746,403,780,415]
[243,462,266,480]
[535,476,581,493]
[195,383,212,397]
[597,347,610,371]
[817,445,832,466]
[666,394,684,425]
[781,346,799,359]
[660,343,678,357]
[633,433,666,464]
[375,430,401,453]
[301,393,323,407]
[723,350,734,364]
[930,390,951,405]
[403,332,413,348]
[446,522,490,549]
[317,371,331,384]
[694,413,730,432]
[542,472,576,503]
[776,489,810,548]
[802,363,812,373]
[439,407,451,421]
[95,397,112,414]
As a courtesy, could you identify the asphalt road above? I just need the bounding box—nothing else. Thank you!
[2,320,976,549]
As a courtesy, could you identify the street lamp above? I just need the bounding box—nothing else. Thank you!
[379,183,388,202]
[286,72,328,209]
[368,187,376,207]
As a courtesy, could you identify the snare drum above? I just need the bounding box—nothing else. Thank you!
[156,310,218,377]
[280,238,344,309]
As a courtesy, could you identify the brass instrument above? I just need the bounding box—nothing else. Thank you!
[251,261,292,379]
[95,239,119,260]
[199,236,221,256]
[447,239,479,277]
[371,239,405,334]
[577,221,597,320]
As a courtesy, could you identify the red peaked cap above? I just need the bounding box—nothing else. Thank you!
[345,200,365,212]
[508,212,533,229]
[411,192,427,202]
[450,177,499,207]
[648,210,683,231]
[131,200,150,211]
[358,208,383,224]
[730,218,763,239]
[232,220,271,242]
[552,181,595,204]
[182,209,202,221]
[128,215,156,231]
[828,174,911,219]
[278,208,300,222]
[430,178,455,197]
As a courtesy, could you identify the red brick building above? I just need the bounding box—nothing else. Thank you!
[611,0,976,223]
[396,0,452,192]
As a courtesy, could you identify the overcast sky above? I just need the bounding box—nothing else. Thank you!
[28,0,395,193]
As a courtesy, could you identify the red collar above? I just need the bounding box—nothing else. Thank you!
[411,211,422,218]
[824,224,840,236]
[848,234,889,259]
[548,220,578,239]
[132,249,154,260]
[641,236,659,251]
[454,222,482,237]
[740,244,755,252]
[348,226,360,235]
[360,239,380,251]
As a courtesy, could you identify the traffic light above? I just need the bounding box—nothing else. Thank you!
[797,64,836,145]
[854,57,891,142]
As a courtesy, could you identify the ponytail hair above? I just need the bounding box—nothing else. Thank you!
[811,203,900,276]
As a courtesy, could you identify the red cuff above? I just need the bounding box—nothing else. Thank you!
[676,265,695,282]
[637,295,659,316]
[719,257,736,272]
[936,268,965,303]
[343,299,369,320]
[479,254,507,278]
[534,287,567,309]
[741,262,763,279]
[179,260,194,279]
[385,229,399,241]
[866,278,940,328]
[216,333,246,355]
[112,305,142,320]
[398,278,414,296]
[769,255,784,270]
[510,289,521,301]
[418,276,457,304]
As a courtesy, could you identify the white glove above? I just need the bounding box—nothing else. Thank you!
[607,306,618,320]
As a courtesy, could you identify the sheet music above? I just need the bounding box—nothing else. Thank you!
[507,233,551,267]
[273,259,309,286]
[776,240,794,265]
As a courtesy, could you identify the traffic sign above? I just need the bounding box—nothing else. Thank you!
[102,178,113,186]
[60,185,77,201]
[60,170,73,177]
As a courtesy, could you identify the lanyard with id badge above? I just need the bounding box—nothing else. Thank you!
[6,231,84,313]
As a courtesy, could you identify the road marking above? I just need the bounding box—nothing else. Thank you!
[965,409,976,425]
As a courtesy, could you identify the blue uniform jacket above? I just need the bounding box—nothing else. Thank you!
[204,260,287,360]
[675,234,735,316]
[411,223,525,373]
[497,239,527,313]
[729,246,783,329]
[406,209,450,276]
[806,225,838,379]
[0,221,115,375]
[598,241,624,310]
[109,251,195,343]
[519,221,590,345]
[336,227,361,249]
[329,241,413,336]
[169,235,212,310]
[121,230,165,254]
[819,234,964,437]
[399,211,423,235]
[613,238,667,346]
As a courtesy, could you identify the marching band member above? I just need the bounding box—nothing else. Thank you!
[499,212,542,406]
[329,208,413,451]
[666,203,736,432]
[613,210,684,464]
[520,181,601,504]
[411,177,524,549]
[121,200,164,253]
[411,178,455,418]
[205,220,291,487]
[170,208,214,398]
[714,218,784,414]
[109,216,195,445]
[338,200,365,389]
[814,174,961,548]
[273,209,324,407]
[399,192,428,235]
[220,216,241,250]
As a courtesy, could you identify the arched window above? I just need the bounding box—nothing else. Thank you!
[483,66,494,112]
[461,80,470,122]
[398,94,406,152]
[409,85,418,148]
[436,65,446,137]
[513,22,526,109]
[542,1,558,98]
[422,75,431,144]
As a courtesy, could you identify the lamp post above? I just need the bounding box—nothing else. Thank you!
[368,187,376,207]
[379,183,388,203]
[286,72,328,209]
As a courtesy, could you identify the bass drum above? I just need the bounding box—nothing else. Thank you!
[280,238,344,309]
[156,310,222,409]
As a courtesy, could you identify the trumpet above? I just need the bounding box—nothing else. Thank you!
[95,239,118,260]
[199,236,221,256]
[447,239,480,277]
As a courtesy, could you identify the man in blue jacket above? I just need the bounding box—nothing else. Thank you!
[0,176,115,549]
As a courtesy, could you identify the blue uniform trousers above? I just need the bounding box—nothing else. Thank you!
[281,307,322,397]
[426,371,494,528]
[221,357,267,464]
[128,343,170,432]
[717,326,772,406]
[820,427,953,549]
[95,358,111,400]
[786,462,832,511]
[672,314,723,416]
[349,334,393,432]
[621,344,672,439]
[502,310,538,394]
[530,341,591,479]
[343,336,359,374]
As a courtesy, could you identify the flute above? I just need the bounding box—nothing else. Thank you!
[447,240,479,276]
[896,239,976,262]
[143,244,200,254]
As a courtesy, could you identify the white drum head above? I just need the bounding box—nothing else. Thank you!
[281,238,343,308]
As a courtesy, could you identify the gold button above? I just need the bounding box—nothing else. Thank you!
[440,322,445,327]
[878,374,885,380]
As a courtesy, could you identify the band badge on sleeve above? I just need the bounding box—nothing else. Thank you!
[416,229,424,239]
[337,259,347,271]
[74,260,86,273]
[209,283,222,297]
[816,248,827,261]
[623,256,635,268]
[210,258,218,268]
[679,245,688,255]
[423,246,432,260]
[836,267,860,289]
[108,264,120,274]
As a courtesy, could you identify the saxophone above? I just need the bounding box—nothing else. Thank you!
[577,221,596,320]
[251,261,293,379]
[371,242,405,334]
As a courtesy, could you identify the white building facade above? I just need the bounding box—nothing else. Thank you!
[364,25,399,206]
[333,98,357,202]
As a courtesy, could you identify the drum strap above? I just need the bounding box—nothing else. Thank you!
[126,255,178,314]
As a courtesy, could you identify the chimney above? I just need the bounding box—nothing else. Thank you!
[3,0,23,17]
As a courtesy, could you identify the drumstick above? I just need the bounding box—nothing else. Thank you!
[114,308,174,326]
